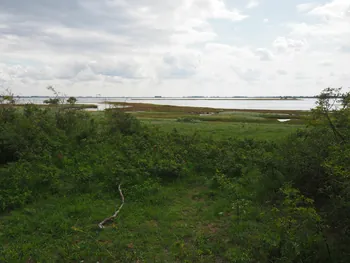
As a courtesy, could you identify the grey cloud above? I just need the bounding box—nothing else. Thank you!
[90,60,146,79]
[0,64,54,81]
[340,73,350,81]
[55,62,88,79]
[163,55,177,66]
[319,61,332,67]
[273,37,307,53]
[339,45,350,53]
[40,32,130,54]
[54,59,147,80]
[233,67,261,82]
[0,0,246,50]
[255,48,273,61]
[74,69,100,82]
[277,69,288,75]
[0,0,81,21]
[0,0,260,95]
[165,68,197,79]
[0,0,171,49]
[0,0,128,28]
[295,72,309,80]
[1,59,147,82]
[161,53,200,79]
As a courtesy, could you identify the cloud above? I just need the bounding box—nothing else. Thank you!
[161,51,201,79]
[273,37,308,53]
[233,67,261,82]
[0,0,350,97]
[295,72,310,80]
[246,0,259,9]
[255,48,274,61]
[296,2,319,13]
[290,0,350,38]
[339,45,350,53]
[307,0,350,19]
[277,70,288,76]
[319,61,332,67]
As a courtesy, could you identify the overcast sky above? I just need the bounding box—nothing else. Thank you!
[0,0,349,96]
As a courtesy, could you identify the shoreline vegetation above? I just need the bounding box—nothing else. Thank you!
[15,96,315,99]
[126,97,302,101]
[1,88,350,262]
[0,103,98,109]
[106,102,309,126]
[106,101,309,114]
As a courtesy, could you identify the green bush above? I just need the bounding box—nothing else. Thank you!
[1,88,350,262]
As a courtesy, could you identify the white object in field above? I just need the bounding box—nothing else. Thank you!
[277,119,291,122]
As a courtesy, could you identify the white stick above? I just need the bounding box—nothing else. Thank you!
[98,184,125,229]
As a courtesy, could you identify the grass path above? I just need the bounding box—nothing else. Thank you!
[1,180,236,262]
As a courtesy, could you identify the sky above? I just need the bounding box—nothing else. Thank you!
[0,0,350,97]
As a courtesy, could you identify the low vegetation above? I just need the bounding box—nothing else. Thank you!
[0,103,98,110]
[0,88,349,262]
[108,101,308,115]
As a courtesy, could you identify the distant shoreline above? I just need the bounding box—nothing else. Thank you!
[107,101,309,114]
[16,96,316,100]
[130,98,302,101]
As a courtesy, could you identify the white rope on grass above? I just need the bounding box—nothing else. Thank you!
[98,184,124,229]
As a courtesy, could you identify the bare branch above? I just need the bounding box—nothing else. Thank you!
[98,184,125,229]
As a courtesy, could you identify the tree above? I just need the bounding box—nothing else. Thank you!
[43,98,60,105]
[312,87,350,141]
[280,87,350,261]
[67,97,77,105]
[0,89,16,104]
[45,86,65,105]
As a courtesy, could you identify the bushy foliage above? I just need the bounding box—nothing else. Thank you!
[275,88,350,262]
[43,98,60,105]
[0,87,349,262]
[67,96,77,104]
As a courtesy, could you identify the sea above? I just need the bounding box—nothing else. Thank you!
[17,97,319,111]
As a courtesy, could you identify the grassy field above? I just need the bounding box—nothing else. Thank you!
[2,100,343,263]
[142,119,303,140]
[3,90,349,262]
[5,101,305,140]
[107,101,308,115]
[105,102,308,140]
[1,178,237,262]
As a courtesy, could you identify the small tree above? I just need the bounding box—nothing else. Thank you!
[0,89,17,104]
[67,97,77,105]
[43,98,60,105]
[1,95,15,104]
[45,86,66,105]
[312,87,350,141]
[0,89,17,122]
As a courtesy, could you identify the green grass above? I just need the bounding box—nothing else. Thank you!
[0,179,235,262]
[123,106,306,141]
[0,104,306,262]
[142,119,303,141]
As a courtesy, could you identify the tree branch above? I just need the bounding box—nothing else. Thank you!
[324,111,345,142]
[98,184,125,229]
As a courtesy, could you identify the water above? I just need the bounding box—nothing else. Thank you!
[17,97,318,111]
[126,98,317,111]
